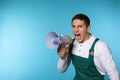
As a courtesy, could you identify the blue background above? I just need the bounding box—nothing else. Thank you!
[0,0,120,80]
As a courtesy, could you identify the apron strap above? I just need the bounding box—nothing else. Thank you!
[89,38,99,52]
[69,38,75,53]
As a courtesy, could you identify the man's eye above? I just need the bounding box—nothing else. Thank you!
[79,25,82,28]
[72,26,75,28]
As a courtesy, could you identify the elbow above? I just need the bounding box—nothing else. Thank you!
[57,65,67,73]
[58,68,67,73]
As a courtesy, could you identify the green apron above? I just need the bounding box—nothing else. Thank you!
[69,38,104,80]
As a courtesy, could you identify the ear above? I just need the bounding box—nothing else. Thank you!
[87,25,91,32]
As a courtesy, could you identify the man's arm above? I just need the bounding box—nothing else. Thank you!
[57,44,71,73]
[57,54,71,73]
[98,42,119,80]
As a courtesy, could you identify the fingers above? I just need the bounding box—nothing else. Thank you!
[57,44,69,55]
[57,44,69,59]
[57,45,65,54]
[65,44,69,53]
[65,44,69,49]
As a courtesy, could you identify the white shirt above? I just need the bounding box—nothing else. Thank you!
[57,35,120,80]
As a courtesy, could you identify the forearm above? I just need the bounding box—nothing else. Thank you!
[95,41,119,80]
[105,59,119,80]
[100,50,119,80]
[57,55,71,73]
[108,68,119,80]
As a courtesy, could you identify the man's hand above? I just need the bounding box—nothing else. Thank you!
[57,44,69,60]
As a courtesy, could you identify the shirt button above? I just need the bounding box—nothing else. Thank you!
[79,50,81,52]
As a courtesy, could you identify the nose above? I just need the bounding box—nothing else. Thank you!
[74,27,79,33]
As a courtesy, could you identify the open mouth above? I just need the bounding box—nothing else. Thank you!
[75,34,81,40]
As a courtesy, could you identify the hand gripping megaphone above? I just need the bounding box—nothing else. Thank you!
[45,31,72,49]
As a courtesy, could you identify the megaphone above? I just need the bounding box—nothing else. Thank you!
[45,31,72,49]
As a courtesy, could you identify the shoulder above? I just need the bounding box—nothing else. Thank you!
[96,39,109,48]
[94,39,111,57]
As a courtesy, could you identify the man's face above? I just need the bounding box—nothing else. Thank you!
[72,19,90,43]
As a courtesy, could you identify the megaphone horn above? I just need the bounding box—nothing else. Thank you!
[45,31,72,49]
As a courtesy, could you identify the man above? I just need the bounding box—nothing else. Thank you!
[57,14,119,80]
